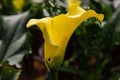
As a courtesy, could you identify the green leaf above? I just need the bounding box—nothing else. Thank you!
[0,0,15,15]
[110,67,120,80]
[103,6,120,48]
[60,66,87,79]
[0,67,21,80]
[0,11,29,65]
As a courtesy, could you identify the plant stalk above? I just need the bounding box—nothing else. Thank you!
[48,70,58,80]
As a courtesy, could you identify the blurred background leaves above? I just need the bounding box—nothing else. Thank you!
[0,0,120,80]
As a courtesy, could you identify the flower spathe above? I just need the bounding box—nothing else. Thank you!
[12,0,24,10]
[26,0,104,71]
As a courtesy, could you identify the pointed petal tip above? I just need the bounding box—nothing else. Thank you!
[67,0,81,6]
[26,19,38,28]
[86,10,104,22]
[95,13,104,23]
[99,14,104,22]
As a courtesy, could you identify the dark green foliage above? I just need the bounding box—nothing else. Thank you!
[0,66,21,80]
[0,11,29,63]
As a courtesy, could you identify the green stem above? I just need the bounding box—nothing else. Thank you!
[95,58,109,80]
[48,70,58,80]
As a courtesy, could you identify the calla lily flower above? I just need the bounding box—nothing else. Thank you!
[13,0,24,10]
[26,0,104,71]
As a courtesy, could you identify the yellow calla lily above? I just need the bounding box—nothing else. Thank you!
[26,0,104,71]
[12,0,24,10]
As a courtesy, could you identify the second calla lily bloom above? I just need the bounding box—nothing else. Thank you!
[12,0,24,10]
[26,0,104,71]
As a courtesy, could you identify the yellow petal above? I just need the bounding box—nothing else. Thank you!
[67,0,81,6]
[26,17,52,32]
[51,10,104,45]
[67,0,83,17]
[12,0,24,10]
[26,0,104,71]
